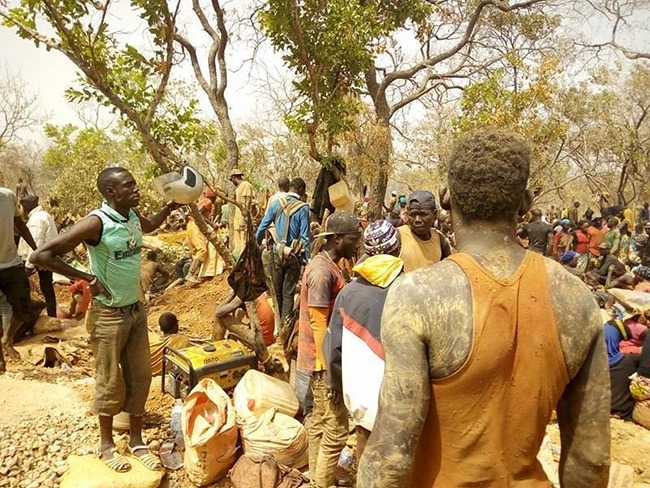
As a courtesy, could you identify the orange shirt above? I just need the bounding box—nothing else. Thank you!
[588,225,608,256]
[412,252,569,487]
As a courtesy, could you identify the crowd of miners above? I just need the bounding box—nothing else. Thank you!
[1,129,648,487]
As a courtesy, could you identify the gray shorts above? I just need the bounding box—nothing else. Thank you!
[86,300,151,416]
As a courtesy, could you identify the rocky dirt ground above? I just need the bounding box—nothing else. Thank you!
[2,245,650,487]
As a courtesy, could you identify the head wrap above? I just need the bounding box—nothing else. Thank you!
[364,220,401,256]
[633,266,650,281]
[560,250,578,264]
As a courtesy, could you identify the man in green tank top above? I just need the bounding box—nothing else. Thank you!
[32,167,177,473]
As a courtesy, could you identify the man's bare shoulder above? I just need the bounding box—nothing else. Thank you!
[393,259,467,295]
[388,260,469,319]
[385,260,472,378]
[543,257,602,379]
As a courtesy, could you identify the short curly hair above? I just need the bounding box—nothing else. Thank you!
[448,130,530,222]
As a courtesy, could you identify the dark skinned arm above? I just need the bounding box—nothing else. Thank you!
[29,216,110,298]
[545,230,554,256]
[157,263,170,281]
[357,283,430,487]
[556,305,610,487]
[136,203,177,234]
[242,195,252,213]
[15,216,37,251]
[215,294,243,318]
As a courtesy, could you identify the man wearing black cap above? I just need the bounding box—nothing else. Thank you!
[397,190,451,272]
[296,211,361,488]
[19,195,59,317]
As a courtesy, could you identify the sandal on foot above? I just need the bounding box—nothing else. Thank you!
[100,448,131,472]
[128,445,162,471]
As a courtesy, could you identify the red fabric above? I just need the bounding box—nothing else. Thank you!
[68,280,91,314]
[296,254,346,374]
[198,197,213,215]
[255,294,275,346]
[574,230,590,254]
[340,307,385,360]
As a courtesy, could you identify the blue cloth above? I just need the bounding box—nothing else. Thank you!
[605,324,624,366]
[256,193,311,261]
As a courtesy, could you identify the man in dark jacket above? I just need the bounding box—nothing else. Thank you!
[324,219,404,459]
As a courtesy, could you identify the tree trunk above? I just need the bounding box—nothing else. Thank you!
[364,68,392,221]
[214,98,239,170]
[367,147,390,221]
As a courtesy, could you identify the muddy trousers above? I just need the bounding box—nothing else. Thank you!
[308,372,348,488]
[87,301,152,416]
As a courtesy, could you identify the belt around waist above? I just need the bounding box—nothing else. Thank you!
[95,300,141,313]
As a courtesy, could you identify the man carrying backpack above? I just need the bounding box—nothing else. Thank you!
[256,177,310,332]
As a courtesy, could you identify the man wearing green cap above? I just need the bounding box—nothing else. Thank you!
[297,211,361,488]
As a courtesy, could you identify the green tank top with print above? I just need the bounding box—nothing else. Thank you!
[87,203,142,307]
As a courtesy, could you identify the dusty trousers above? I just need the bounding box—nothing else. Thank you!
[271,253,301,330]
[37,270,57,317]
[308,372,348,488]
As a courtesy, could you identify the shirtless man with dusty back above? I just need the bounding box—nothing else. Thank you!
[358,130,610,487]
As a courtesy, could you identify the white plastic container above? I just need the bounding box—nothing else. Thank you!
[328,180,351,209]
[233,369,299,419]
[113,411,130,431]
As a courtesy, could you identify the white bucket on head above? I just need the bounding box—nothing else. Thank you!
[233,369,299,419]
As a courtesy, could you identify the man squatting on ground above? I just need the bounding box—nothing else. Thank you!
[31,167,177,473]
[358,130,611,487]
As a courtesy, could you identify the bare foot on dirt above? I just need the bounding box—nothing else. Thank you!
[2,344,20,361]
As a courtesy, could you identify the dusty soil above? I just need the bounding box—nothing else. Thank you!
[0,377,85,427]
[147,275,232,339]
[5,234,650,487]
